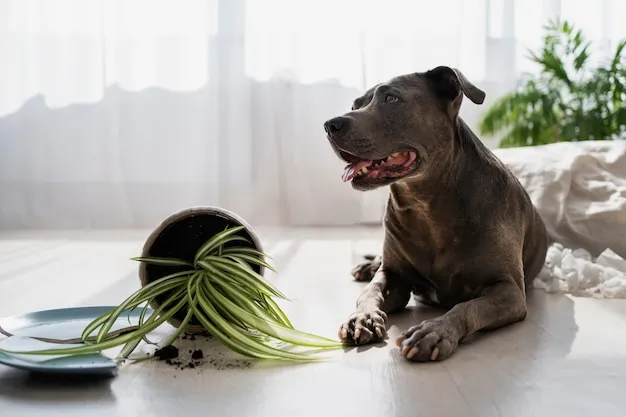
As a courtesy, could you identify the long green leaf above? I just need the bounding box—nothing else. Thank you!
[261,294,294,329]
[204,256,288,300]
[207,273,283,326]
[191,305,279,360]
[203,278,341,349]
[222,254,277,274]
[123,277,187,331]
[92,271,193,343]
[0,295,189,357]
[84,276,188,342]
[193,225,246,264]
[120,283,188,344]
[130,275,190,304]
[96,285,190,356]
[222,256,287,300]
[204,261,267,302]
[201,275,248,330]
[119,301,157,359]
[221,247,273,259]
[194,286,320,361]
[89,282,186,347]
[130,256,193,267]
[256,296,282,325]
[118,307,149,360]
[204,272,275,327]
[197,259,278,299]
[80,309,120,343]
[158,272,202,349]
[196,289,317,362]
[208,236,251,256]
[118,273,199,360]
[205,288,277,342]
[137,302,159,346]
[224,255,288,299]
[217,225,228,256]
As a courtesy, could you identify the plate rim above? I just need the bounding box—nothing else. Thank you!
[0,306,146,374]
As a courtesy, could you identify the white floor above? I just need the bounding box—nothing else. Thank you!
[1,227,626,417]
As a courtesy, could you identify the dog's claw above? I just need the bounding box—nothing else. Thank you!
[338,309,387,345]
[406,347,419,359]
[339,328,348,340]
[397,318,460,362]
[430,347,440,361]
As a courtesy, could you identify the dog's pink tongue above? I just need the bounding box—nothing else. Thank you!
[342,160,371,182]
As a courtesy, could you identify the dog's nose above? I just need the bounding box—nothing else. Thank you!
[324,117,349,136]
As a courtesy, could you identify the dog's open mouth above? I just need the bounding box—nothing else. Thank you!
[340,150,418,182]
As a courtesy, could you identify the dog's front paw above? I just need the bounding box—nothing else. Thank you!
[350,254,382,282]
[395,318,460,362]
[338,309,388,345]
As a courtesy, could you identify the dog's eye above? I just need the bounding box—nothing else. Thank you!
[385,94,399,104]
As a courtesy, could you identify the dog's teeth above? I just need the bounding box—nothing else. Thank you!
[355,167,369,176]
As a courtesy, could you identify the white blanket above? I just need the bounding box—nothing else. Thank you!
[493,140,626,298]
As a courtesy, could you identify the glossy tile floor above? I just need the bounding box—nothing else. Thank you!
[1,227,626,417]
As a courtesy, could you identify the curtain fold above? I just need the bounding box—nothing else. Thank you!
[0,0,622,228]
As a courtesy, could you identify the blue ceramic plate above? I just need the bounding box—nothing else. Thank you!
[0,306,150,375]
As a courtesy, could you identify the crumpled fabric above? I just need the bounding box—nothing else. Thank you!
[534,242,626,298]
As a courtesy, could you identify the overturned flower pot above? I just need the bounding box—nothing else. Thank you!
[138,206,264,333]
[0,206,342,363]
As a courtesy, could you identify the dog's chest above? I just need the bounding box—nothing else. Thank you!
[395,260,481,307]
[384,208,454,274]
[384,197,482,306]
[384,211,478,307]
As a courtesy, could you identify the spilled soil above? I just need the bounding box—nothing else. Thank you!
[153,332,252,371]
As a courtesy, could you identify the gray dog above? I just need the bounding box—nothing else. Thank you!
[323,66,549,362]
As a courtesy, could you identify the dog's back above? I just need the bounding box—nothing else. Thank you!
[453,118,549,286]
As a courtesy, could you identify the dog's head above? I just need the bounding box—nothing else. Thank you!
[323,66,485,191]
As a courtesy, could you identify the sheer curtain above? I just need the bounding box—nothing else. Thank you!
[0,0,623,228]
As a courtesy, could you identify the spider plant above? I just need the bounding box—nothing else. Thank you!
[0,225,342,362]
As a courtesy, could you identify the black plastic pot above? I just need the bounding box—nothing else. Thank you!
[137,206,264,333]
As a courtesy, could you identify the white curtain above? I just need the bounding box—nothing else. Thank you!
[0,0,623,229]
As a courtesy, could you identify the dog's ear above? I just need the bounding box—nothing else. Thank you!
[424,66,485,106]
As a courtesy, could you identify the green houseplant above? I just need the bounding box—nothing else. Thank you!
[0,207,342,363]
[479,19,626,148]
